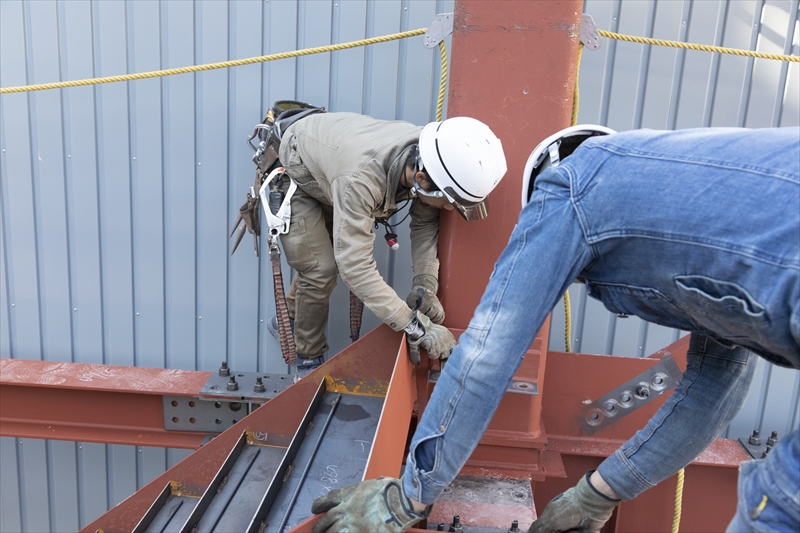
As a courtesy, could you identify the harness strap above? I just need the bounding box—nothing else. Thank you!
[349,292,364,342]
[270,241,296,364]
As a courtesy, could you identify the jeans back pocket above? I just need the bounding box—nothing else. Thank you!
[675,275,770,341]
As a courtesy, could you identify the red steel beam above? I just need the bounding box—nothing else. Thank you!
[0,358,211,448]
[538,338,749,532]
[82,325,405,533]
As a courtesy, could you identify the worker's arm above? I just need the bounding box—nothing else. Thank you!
[408,198,440,278]
[402,181,592,505]
[329,176,416,330]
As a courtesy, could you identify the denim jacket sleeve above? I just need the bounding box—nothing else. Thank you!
[403,170,594,503]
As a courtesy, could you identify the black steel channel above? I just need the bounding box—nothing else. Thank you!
[179,432,250,533]
[203,449,261,531]
[245,379,329,533]
[153,499,184,533]
[132,483,172,533]
[276,394,342,533]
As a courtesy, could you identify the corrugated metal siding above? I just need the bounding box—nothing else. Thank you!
[0,0,797,530]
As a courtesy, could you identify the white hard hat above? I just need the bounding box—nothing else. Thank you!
[418,117,507,221]
[521,124,616,208]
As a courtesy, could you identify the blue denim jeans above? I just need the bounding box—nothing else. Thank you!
[402,127,800,526]
[727,430,800,532]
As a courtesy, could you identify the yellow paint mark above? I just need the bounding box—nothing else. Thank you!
[324,375,388,397]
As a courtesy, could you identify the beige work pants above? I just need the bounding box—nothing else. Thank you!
[280,185,336,359]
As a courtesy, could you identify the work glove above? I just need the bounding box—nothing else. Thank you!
[406,274,445,324]
[527,471,620,533]
[406,311,456,365]
[311,477,430,533]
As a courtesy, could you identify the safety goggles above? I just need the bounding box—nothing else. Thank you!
[411,156,489,221]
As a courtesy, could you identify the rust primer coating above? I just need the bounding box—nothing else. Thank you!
[0,358,211,448]
[80,325,404,533]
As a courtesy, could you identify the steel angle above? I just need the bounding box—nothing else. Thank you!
[577,355,682,435]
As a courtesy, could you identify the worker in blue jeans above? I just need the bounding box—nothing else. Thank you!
[309,126,800,533]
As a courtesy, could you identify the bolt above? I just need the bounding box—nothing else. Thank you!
[762,444,772,458]
[219,361,230,376]
[620,392,632,403]
[437,524,445,532]
[449,515,462,533]
[748,429,761,446]
[767,431,778,447]
[635,384,650,398]
[508,520,521,533]
[254,376,266,393]
[227,375,239,391]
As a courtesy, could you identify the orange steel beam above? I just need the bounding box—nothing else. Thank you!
[0,358,210,448]
[537,338,749,532]
[81,325,407,533]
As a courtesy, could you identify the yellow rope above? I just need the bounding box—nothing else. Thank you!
[0,28,428,95]
[672,468,685,533]
[436,40,449,122]
[599,29,800,63]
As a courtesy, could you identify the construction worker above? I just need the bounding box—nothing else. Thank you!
[308,126,800,532]
[272,112,507,379]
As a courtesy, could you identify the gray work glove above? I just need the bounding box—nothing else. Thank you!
[311,477,430,533]
[405,311,456,365]
[528,471,620,533]
[406,274,445,324]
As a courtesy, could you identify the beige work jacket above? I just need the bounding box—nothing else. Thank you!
[280,112,440,331]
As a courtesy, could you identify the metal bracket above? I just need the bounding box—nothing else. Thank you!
[580,14,602,51]
[578,355,682,435]
[428,370,538,395]
[738,430,779,459]
[199,369,293,401]
[163,395,256,432]
[163,368,294,433]
[423,13,454,48]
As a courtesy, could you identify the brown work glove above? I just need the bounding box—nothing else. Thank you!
[406,311,456,365]
[405,274,445,324]
[311,477,429,533]
[527,471,619,533]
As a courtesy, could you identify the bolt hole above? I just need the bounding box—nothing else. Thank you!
[172,417,179,423]
[274,390,279,393]
[215,401,222,408]
[238,374,244,377]
[232,419,237,424]
[518,383,528,388]
[189,401,195,407]
[189,418,196,424]
[513,492,525,499]
[171,400,178,407]
[590,413,599,420]
[215,418,222,425]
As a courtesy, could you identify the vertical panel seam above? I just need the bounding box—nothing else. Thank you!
[738,0,766,126]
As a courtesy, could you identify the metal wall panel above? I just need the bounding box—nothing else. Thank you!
[0,0,797,531]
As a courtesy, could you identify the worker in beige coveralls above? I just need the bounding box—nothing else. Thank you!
[269,112,507,379]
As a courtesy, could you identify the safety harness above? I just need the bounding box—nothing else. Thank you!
[230,101,370,363]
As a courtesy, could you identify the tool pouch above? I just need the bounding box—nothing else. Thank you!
[231,100,325,256]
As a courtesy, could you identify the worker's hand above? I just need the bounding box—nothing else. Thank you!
[311,477,429,533]
[406,274,445,324]
[407,312,456,365]
[527,471,619,533]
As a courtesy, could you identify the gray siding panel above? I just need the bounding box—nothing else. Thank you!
[0,0,797,530]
